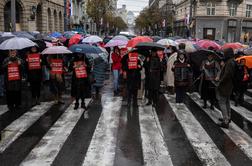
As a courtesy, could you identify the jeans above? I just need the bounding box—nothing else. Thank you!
[113,70,120,92]
[0,75,4,96]
[217,93,231,124]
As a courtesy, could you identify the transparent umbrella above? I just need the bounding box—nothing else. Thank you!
[0,37,37,50]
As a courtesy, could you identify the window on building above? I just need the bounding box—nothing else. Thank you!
[229,3,238,16]
[206,2,215,16]
[246,5,252,17]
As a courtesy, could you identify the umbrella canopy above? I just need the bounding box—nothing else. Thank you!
[112,35,129,41]
[236,56,252,69]
[135,42,165,50]
[104,39,128,47]
[41,46,72,54]
[184,41,198,53]
[244,47,252,55]
[69,44,103,54]
[68,34,82,47]
[157,39,178,47]
[82,35,103,43]
[151,36,162,42]
[222,42,244,50]
[63,31,76,39]
[103,36,113,44]
[49,32,63,38]
[1,32,15,37]
[126,36,153,48]
[196,40,221,50]
[0,37,37,50]
[13,31,35,40]
[0,36,15,44]
[32,40,47,52]
[189,49,220,68]
[175,39,188,44]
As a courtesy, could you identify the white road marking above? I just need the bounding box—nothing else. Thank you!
[230,101,252,123]
[20,99,91,166]
[165,94,230,166]
[0,102,54,153]
[82,95,122,166]
[247,89,252,94]
[188,93,252,160]
[0,105,8,116]
[244,94,252,105]
[139,105,173,166]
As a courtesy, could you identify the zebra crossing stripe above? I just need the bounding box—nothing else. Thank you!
[248,89,252,93]
[244,95,252,105]
[165,94,231,166]
[20,99,91,166]
[188,93,252,160]
[230,101,252,123]
[82,95,122,166]
[0,102,54,153]
[139,105,173,166]
[0,105,8,116]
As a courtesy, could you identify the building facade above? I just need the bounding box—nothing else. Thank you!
[174,0,252,42]
[0,0,65,33]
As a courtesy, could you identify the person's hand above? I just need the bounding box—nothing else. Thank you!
[187,64,191,67]
[215,77,220,81]
[17,60,21,65]
[8,61,12,64]
[138,65,141,68]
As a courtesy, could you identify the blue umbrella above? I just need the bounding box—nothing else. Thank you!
[69,44,103,54]
[49,32,63,38]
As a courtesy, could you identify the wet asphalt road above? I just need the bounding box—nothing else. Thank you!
[0,75,252,166]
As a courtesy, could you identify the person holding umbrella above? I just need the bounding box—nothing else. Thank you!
[47,54,65,104]
[172,50,192,104]
[147,48,162,107]
[69,53,91,110]
[121,51,142,107]
[2,50,23,111]
[26,46,43,105]
[111,46,122,95]
[200,51,221,110]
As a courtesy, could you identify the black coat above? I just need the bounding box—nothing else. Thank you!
[122,54,142,90]
[2,56,23,91]
[69,56,91,98]
[149,56,161,90]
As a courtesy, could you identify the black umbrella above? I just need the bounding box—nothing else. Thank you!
[188,49,221,72]
[13,31,35,40]
[135,42,165,50]
[125,48,150,57]
[32,39,47,52]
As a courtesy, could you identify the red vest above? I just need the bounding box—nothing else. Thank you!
[50,59,63,74]
[27,53,41,70]
[8,63,21,81]
[128,53,138,69]
[74,61,87,79]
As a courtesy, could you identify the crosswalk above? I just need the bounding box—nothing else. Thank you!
[1,90,252,166]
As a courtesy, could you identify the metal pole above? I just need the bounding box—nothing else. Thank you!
[11,0,16,32]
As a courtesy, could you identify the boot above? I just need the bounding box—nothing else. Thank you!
[74,102,79,110]
[218,122,229,129]
[36,97,41,105]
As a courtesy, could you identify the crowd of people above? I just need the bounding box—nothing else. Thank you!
[0,35,252,130]
[110,43,252,129]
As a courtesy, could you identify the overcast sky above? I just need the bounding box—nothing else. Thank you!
[117,0,149,16]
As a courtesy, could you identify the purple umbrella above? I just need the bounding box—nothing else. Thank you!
[41,46,72,55]
[104,39,128,47]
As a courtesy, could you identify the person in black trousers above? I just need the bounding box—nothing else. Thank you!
[147,49,161,107]
[26,46,43,105]
[69,53,91,110]
[121,52,142,107]
[2,50,23,111]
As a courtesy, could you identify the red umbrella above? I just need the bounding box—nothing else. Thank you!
[221,42,244,50]
[68,34,82,47]
[126,36,153,48]
[196,40,221,50]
